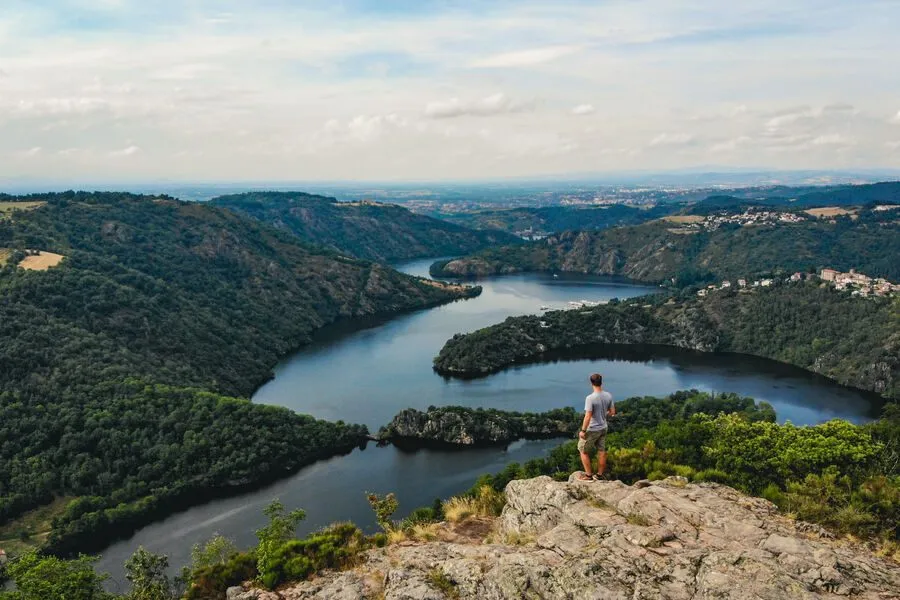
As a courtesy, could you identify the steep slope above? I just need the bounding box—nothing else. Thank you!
[433,208,899,284]
[0,192,478,554]
[433,282,900,398]
[228,476,900,599]
[211,191,519,262]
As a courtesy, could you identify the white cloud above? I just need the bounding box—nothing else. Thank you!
[711,136,752,152]
[811,133,853,146]
[424,94,530,119]
[885,141,900,150]
[471,45,581,68]
[891,111,900,124]
[649,133,695,147]
[16,147,42,158]
[571,104,596,116]
[109,145,141,157]
[14,97,110,117]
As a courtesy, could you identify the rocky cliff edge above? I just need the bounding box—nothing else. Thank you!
[227,475,900,599]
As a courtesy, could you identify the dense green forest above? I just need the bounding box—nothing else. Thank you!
[431,206,899,284]
[0,192,477,555]
[210,192,519,263]
[2,391,896,599]
[434,282,900,398]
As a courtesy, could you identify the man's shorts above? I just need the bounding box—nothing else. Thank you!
[577,429,607,453]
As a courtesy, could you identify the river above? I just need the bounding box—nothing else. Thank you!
[95,258,883,589]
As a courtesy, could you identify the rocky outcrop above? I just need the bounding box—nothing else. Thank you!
[377,406,579,446]
[227,476,900,599]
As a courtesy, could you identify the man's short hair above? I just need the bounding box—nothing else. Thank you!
[589,373,603,387]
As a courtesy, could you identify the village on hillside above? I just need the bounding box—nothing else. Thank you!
[697,268,899,299]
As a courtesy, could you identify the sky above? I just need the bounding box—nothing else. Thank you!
[1,0,899,182]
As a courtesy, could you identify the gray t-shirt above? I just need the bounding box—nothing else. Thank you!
[584,391,614,431]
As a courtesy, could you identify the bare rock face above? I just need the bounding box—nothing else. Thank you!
[229,476,900,600]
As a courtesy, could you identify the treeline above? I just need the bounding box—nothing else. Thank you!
[472,392,899,550]
[434,282,900,399]
[0,192,473,554]
[211,191,519,263]
[431,206,900,284]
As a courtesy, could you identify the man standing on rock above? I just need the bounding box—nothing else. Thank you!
[577,373,615,481]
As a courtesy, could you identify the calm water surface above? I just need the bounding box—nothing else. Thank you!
[96,258,882,587]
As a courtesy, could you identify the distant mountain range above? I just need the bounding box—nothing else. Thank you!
[210,191,520,263]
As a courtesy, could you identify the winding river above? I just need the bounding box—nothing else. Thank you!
[95,258,883,589]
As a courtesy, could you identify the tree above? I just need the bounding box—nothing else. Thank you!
[124,547,177,600]
[254,500,306,589]
[0,551,112,600]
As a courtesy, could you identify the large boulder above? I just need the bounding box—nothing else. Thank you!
[230,476,900,599]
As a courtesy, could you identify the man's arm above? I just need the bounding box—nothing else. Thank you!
[580,396,592,438]
[607,402,616,417]
[580,410,592,437]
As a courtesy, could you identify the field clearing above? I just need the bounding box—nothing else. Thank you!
[0,201,46,215]
[662,215,705,224]
[667,228,699,235]
[805,206,857,218]
[0,248,10,265]
[0,496,74,556]
[20,251,65,271]
[420,278,472,292]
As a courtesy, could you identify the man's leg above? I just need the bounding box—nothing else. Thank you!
[595,430,608,476]
[579,450,594,475]
[596,451,607,476]
[577,436,594,476]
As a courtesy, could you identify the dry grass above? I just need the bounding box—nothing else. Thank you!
[663,215,705,224]
[407,523,442,542]
[0,248,10,266]
[0,201,46,216]
[443,497,478,523]
[443,486,506,524]
[386,529,408,545]
[624,512,650,526]
[804,207,857,218]
[19,251,65,271]
[503,531,536,546]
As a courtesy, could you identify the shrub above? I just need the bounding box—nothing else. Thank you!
[694,469,731,484]
[184,552,256,600]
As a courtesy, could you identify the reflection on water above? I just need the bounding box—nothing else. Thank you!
[96,258,882,584]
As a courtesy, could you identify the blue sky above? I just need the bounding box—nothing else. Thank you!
[1,0,899,181]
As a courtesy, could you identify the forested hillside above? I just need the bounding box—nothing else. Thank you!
[432,207,899,284]
[434,282,900,399]
[0,192,478,554]
[211,191,519,263]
